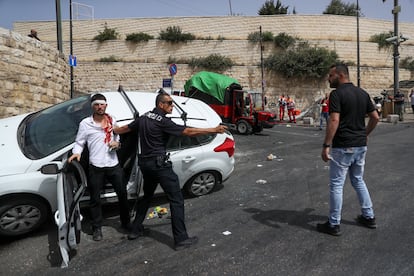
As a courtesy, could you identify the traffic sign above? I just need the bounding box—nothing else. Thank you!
[169,63,177,76]
[163,78,172,88]
[69,55,77,67]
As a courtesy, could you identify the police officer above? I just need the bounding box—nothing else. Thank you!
[114,92,227,250]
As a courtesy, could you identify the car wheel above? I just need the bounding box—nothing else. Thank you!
[185,171,220,197]
[237,120,252,135]
[0,196,49,237]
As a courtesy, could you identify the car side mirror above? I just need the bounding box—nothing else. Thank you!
[40,163,60,174]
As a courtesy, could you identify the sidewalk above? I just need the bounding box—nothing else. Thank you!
[282,110,414,128]
[378,110,414,124]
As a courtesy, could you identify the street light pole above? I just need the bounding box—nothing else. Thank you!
[70,0,74,98]
[228,0,233,16]
[392,0,400,96]
[259,26,265,96]
[55,0,63,56]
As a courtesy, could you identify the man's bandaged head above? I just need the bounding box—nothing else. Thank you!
[91,93,107,106]
[91,99,107,106]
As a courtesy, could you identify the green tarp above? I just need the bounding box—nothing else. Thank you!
[184,71,239,103]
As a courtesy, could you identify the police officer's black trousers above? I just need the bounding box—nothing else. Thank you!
[88,164,130,230]
[131,158,189,244]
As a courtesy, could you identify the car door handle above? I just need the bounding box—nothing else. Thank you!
[182,156,196,163]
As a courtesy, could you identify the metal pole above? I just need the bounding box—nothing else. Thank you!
[70,0,74,98]
[259,26,265,97]
[356,0,361,87]
[392,0,399,97]
[228,0,233,16]
[171,75,174,94]
[55,0,63,55]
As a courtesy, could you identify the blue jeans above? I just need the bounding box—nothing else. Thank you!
[320,112,329,128]
[328,147,374,225]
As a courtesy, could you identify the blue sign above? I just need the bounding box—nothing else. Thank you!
[163,78,172,88]
[169,63,177,76]
[69,55,77,67]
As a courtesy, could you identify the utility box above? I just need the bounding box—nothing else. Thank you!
[382,101,393,118]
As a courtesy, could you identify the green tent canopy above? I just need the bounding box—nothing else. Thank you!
[184,71,240,103]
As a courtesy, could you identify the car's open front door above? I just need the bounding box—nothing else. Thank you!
[40,159,87,268]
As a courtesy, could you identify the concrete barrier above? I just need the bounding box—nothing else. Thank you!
[387,114,399,123]
[303,117,314,125]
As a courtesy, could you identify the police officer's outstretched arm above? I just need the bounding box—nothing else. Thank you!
[182,125,227,137]
[113,124,132,135]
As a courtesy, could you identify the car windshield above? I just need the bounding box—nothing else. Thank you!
[18,95,91,159]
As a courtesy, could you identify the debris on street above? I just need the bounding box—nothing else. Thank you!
[147,206,168,219]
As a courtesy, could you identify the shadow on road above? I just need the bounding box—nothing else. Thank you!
[244,207,356,231]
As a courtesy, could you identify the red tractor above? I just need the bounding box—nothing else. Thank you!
[184,71,277,135]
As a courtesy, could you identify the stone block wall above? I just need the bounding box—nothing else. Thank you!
[0,28,69,118]
[2,15,413,118]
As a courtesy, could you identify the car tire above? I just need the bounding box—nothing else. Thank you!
[184,171,220,197]
[0,196,49,237]
[237,120,252,135]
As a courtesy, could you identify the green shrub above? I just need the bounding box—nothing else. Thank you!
[248,31,274,42]
[125,32,154,43]
[93,24,119,42]
[217,35,226,41]
[98,55,122,62]
[369,31,394,51]
[199,36,214,40]
[400,57,414,71]
[274,32,296,49]
[159,26,195,43]
[264,42,338,79]
[188,54,234,72]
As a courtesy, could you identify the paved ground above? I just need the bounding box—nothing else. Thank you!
[0,111,413,275]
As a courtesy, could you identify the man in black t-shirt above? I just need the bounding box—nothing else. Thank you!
[318,63,379,236]
[115,92,227,250]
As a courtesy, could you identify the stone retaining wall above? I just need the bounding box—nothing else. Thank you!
[0,28,69,118]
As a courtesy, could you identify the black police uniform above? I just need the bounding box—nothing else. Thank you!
[127,107,189,244]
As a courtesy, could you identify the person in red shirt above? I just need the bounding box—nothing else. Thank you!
[319,93,329,130]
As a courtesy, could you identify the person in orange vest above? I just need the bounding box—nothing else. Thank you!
[286,96,296,123]
[278,95,286,121]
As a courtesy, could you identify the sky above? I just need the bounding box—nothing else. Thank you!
[1,0,414,30]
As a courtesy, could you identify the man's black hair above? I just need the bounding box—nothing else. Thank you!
[91,93,106,102]
[155,92,169,106]
[331,63,349,76]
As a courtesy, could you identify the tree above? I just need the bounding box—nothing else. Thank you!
[323,0,359,16]
[258,0,288,15]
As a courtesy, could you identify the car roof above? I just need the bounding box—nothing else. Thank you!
[102,91,222,128]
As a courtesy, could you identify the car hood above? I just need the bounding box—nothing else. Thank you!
[0,114,33,176]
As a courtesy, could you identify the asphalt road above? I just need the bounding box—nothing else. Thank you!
[1,120,414,276]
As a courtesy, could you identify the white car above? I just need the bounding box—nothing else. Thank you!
[0,91,235,237]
